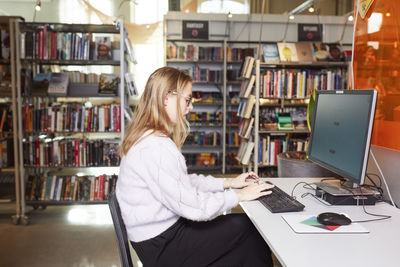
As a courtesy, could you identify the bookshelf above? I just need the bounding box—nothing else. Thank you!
[10,20,132,224]
[165,12,353,176]
[0,16,24,224]
[166,39,256,174]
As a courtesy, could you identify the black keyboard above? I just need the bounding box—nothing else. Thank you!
[258,182,305,213]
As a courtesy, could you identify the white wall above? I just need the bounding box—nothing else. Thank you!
[0,0,131,23]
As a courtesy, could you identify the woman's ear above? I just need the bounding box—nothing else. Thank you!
[164,95,168,106]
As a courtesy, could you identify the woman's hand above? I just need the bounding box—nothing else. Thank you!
[235,182,275,202]
[224,172,260,189]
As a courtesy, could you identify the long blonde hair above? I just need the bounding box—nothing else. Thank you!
[119,67,192,157]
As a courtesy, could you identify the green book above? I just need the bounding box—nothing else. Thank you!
[277,112,293,130]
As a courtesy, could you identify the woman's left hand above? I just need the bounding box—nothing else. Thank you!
[224,172,260,189]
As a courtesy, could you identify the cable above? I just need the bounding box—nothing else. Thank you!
[370,149,396,207]
[351,186,392,223]
[278,15,290,43]
[291,180,392,222]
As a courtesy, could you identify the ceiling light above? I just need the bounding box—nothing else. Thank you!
[348,15,354,22]
[289,15,295,20]
[35,0,41,11]
[386,12,391,17]
[308,7,315,13]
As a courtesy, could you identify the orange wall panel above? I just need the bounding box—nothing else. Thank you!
[354,0,400,151]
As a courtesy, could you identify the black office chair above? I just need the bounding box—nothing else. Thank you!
[108,192,134,267]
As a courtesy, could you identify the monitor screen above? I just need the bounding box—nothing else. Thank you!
[307,89,377,185]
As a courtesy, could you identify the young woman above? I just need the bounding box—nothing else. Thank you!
[117,67,274,267]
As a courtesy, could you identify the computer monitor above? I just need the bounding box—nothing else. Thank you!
[307,89,377,187]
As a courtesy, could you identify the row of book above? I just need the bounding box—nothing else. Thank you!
[20,28,116,61]
[262,42,350,63]
[0,29,9,60]
[25,174,118,201]
[0,106,12,132]
[192,92,222,104]
[167,44,255,62]
[237,136,308,166]
[167,45,223,61]
[258,136,308,166]
[30,72,119,96]
[185,67,223,83]
[185,131,221,146]
[184,153,220,167]
[0,138,13,168]
[22,102,121,133]
[23,138,120,167]
[260,107,307,130]
[226,132,240,147]
[187,112,223,123]
[226,152,240,167]
[261,69,345,99]
[67,71,101,84]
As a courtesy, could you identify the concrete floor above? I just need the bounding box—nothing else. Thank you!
[0,203,141,267]
[0,203,280,267]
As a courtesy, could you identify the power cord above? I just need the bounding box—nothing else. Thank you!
[290,180,392,223]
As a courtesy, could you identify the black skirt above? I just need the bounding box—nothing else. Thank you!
[131,213,273,267]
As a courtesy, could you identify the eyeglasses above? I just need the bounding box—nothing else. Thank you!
[168,91,193,107]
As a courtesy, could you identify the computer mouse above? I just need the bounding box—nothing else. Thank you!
[317,212,352,226]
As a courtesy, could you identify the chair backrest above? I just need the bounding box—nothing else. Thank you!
[108,192,134,267]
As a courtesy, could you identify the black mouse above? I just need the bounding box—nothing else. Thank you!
[317,212,352,226]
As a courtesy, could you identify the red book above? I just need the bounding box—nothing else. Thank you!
[117,105,121,131]
[99,175,105,200]
[94,176,99,200]
[274,140,279,166]
[35,139,40,166]
[87,108,92,132]
[51,32,56,59]
[74,140,79,167]
[42,24,47,59]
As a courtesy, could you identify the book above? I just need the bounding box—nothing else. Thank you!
[296,43,315,62]
[276,112,293,130]
[241,141,254,165]
[277,43,299,62]
[239,56,255,79]
[124,35,137,64]
[311,42,329,61]
[95,36,111,60]
[243,75,255,98]
[48,72,69,96]
[32,73,52,96]
[327,43,344,61]
[1,30,10,60]
[262,43,280,62]
[125,73,138,96]
[98,74,120,96]
[242,94,256,119]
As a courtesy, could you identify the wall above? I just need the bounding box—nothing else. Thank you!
[0,0,131,23]
[353,0,400,207]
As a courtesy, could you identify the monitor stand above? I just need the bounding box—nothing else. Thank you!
[314,180,378,206]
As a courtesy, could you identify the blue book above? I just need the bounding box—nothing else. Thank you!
[262,44,280,62]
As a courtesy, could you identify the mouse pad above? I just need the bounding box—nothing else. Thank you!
[281,215,369,234]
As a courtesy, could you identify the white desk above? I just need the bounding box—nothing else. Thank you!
[240,178,400,267]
